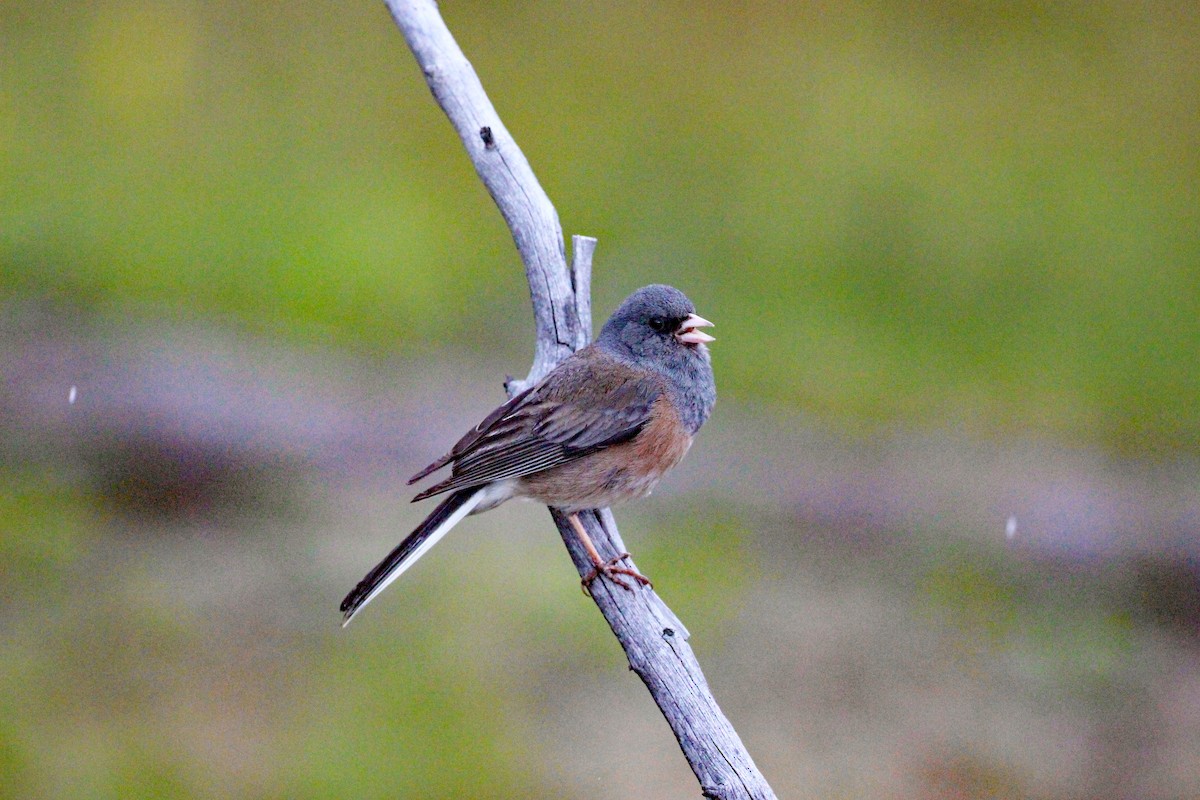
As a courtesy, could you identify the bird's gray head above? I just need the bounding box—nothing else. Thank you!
[596,284,716,433]
[597,285,714,358]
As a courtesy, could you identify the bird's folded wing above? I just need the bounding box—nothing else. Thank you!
[410,354,663,501]
[408,385,535,484]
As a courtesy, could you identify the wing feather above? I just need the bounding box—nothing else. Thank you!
[410,349,664,501]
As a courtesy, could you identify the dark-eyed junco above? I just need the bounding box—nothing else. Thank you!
[340,284,716,625]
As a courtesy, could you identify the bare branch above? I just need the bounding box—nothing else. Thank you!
[570,235,596,348]
[382,0,576,387]
[381,2,777,797]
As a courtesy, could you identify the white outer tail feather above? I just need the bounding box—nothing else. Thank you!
[341,481,515,627]
[341,490,483,627]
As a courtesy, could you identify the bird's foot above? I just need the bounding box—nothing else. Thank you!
[581,553,652,595]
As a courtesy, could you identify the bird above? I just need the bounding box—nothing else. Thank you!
[340,284,716,625]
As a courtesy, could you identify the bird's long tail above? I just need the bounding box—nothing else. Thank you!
[340,487,482,626]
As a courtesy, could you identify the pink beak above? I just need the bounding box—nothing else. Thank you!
[675,313,715,345]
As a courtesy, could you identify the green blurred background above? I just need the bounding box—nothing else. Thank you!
[3,1,1199,798]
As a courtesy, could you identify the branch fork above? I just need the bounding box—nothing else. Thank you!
[381,2,776,797]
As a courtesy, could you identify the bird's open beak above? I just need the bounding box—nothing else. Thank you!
[675,313,715,345]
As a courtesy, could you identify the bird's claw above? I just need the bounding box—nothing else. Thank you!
[581,553,652,596]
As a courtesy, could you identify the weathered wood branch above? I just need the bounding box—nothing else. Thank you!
[381,2,776,797]
[381,0,575,386]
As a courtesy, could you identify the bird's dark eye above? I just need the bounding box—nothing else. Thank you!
[648,317,669,332]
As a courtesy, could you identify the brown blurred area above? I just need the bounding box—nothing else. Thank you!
[4,309,1198,799]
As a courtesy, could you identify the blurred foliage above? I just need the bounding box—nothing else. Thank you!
[3,0,1198,450]
[4,2,1200,798]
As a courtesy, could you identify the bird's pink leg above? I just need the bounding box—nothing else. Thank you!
[568,512,651,594]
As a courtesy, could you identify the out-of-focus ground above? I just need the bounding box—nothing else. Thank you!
[3,315,1197,799]
[4,2,1200,798]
